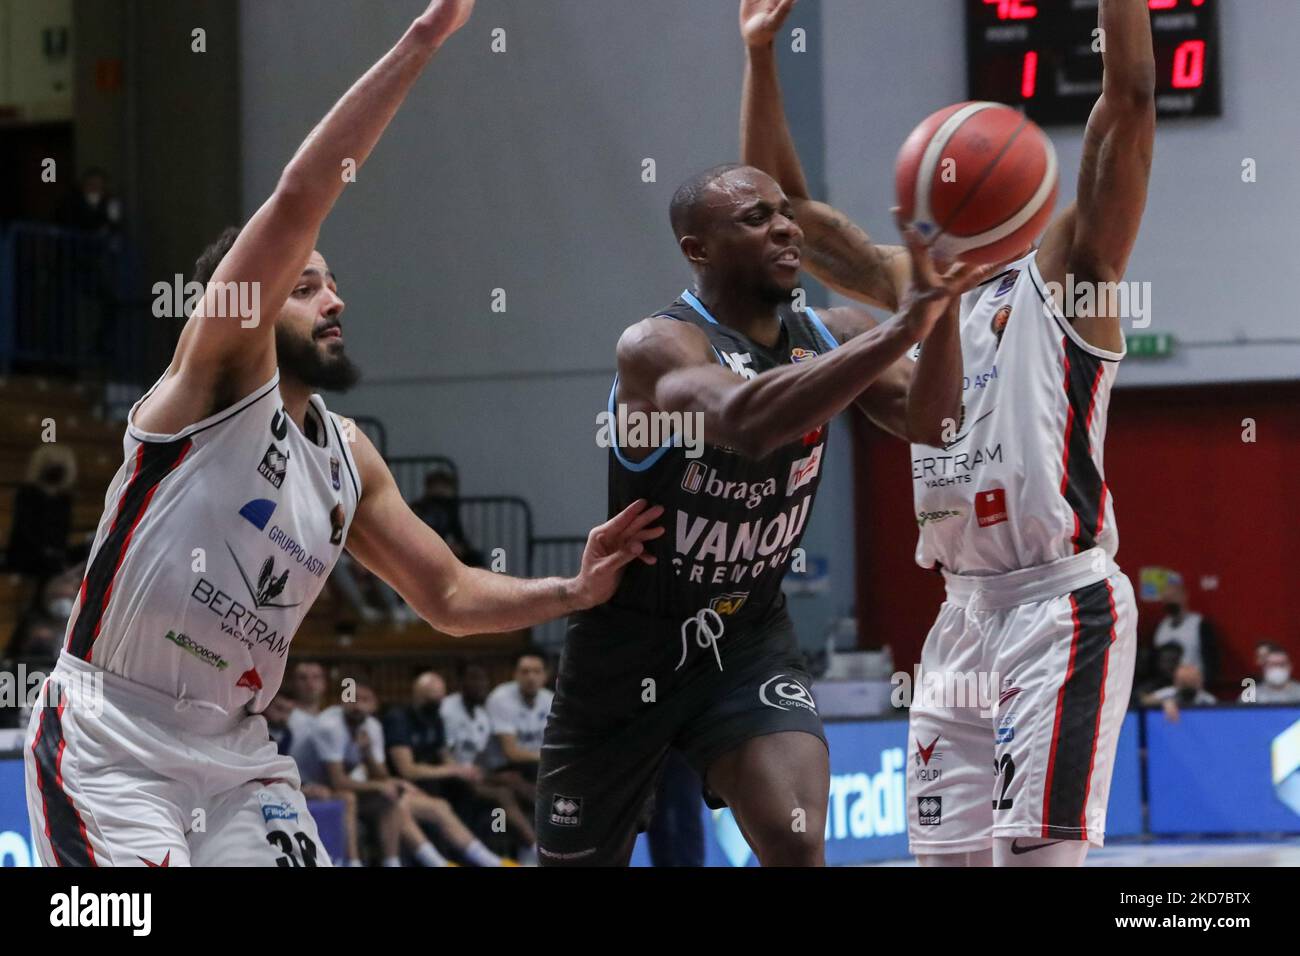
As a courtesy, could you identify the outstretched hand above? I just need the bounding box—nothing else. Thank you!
[740,0,799,49]
[571,499,665,610]
[894,207,995,341]
[413,0,476,48]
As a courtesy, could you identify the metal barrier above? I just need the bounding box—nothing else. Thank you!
[529,536,587,651]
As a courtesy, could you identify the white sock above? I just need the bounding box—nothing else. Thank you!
[462,839,502,867]
[414,842,449,867]
[346,858,365,867]
[381,856,402,868]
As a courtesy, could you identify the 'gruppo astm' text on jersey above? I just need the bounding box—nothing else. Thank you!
[911,251,1124,575]
[62,371,361,716]
[605,291,838,626]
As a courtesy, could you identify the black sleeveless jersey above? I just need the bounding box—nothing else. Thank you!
[604,290,839,627]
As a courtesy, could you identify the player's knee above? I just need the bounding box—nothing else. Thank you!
[745,813,824,865]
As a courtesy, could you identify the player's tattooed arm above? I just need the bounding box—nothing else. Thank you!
[139,0,476,435]
[344,428,663,636]
[1037,0,1155,353]
[740,0,910,310]
[821,221,968,447]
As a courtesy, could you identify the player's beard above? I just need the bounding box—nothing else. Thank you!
[276,325,361,392]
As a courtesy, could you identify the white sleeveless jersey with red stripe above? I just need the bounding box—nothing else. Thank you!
[910,250,1124,575]
[63,371,361,716]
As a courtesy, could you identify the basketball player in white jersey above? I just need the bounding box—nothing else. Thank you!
[24,0,662,868]
[739,0,1155,865]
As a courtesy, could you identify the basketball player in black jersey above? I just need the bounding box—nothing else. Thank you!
[535,165,992,866]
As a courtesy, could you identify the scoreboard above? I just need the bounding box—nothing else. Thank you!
[966,0,1221,125]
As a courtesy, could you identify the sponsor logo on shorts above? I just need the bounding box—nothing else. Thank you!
[975,487,1008,527]
[759,675,816,713]
[708,592,748,616]
[917,796,942,826]
[258,444,289,489]
[162,630,229,671]
[914,735,943,782]
[786,446,823,496]
[550,795,582,827]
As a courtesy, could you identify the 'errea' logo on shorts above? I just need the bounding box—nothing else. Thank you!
[550,795,582,827]
[759,675,816,713]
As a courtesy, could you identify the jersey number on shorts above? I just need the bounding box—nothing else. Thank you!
[992,754,1016,812]
[267,830,320,867]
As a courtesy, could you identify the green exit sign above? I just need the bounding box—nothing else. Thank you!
[1127,333,1176,359]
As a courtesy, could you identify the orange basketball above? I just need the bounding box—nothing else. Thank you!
[895,101,1059,265]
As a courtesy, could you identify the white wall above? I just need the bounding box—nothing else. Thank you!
[821,0,1300,386]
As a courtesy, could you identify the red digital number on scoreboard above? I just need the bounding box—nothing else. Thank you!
[984,0,1037,21]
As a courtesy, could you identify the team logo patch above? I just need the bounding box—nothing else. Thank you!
[258,445,289,489]
[786,445,823,495]
[790,347,818,364]
[759,675,816,713]
[708,592,748,616]
[330,457,341,491]
[270,408,289,441]
[975,487,1008,527]
[994,270,1020,298]
[329,503,345,545]
[550,795,582,827]
[917,796,942,826]
[239,498,277,531]
[991,305,1013,343]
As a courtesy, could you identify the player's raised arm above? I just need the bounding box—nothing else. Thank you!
[1037,0,1156,353]
[740,0,910,310]
[617,249,989,462]
[145,0,476,429]
[343,430,665,638]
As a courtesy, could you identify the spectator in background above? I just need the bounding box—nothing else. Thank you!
[486,650,553,780]
[57,167,123,234]
[411,464,482,567]
[441,662,495,769]
[385,671,539,864]
[1141,663,1216,723]
[1131,642,1184,707]
[4,445,76,580]
[297,680,507,867]
[1251,641,1282,684]
[1243,648,1300,704]
[1151,576,1220,688]
[8,563,82,669]
[328,552,417,628]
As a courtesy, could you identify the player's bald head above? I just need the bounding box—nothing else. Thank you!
[670,164,776,242]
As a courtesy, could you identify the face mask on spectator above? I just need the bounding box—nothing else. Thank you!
[47,597,75,619]
[1265,665,1291,687]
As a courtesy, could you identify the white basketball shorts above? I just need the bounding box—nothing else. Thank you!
[907,549,1137,854]
[24,653,328,867]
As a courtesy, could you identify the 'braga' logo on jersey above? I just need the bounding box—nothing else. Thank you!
[258,445,288,489]
[681,461,778,510]
[976,487,1008,527]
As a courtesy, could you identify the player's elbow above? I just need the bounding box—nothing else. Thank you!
[717,392,776,460]
[1105,70,1156,112]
